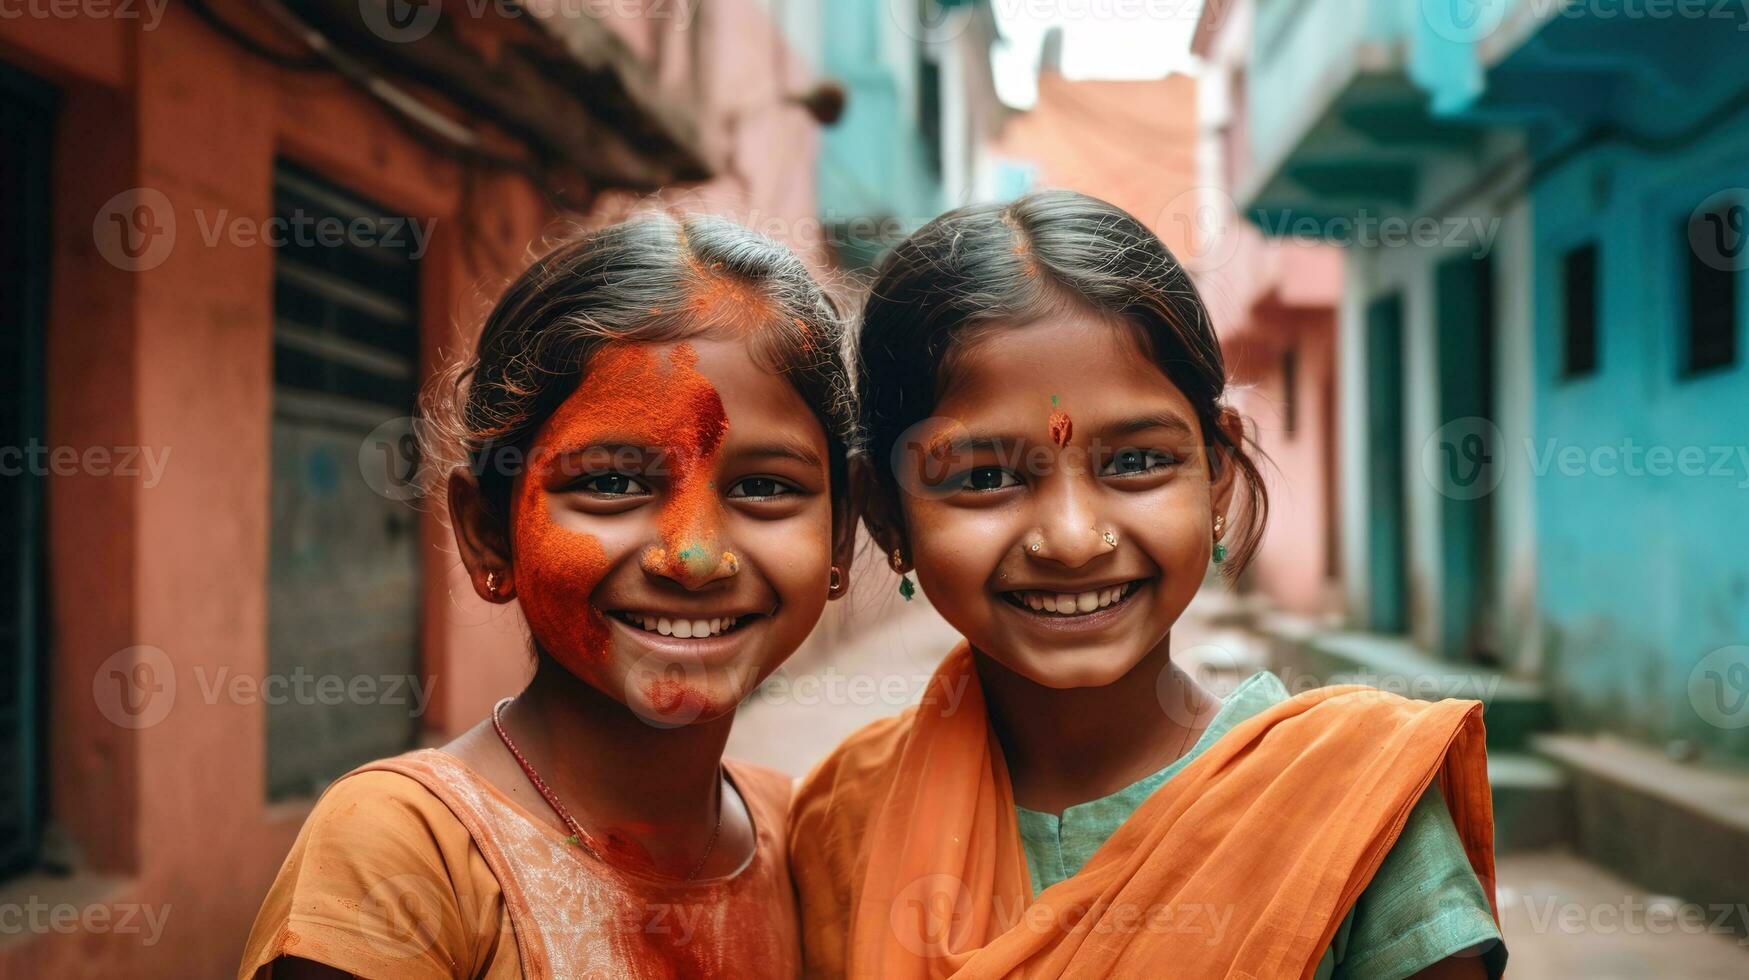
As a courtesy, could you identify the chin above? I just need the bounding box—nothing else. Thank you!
[992,640,1148,690]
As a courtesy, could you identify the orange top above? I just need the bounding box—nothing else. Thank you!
[240,749,800,979]
[788,644,1497,979]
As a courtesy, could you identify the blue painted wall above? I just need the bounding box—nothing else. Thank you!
[816,0,944,258]
[1528,29,1749,761]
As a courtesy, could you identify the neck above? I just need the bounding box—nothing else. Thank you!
[504,655,731,842]
[976,634,1217,814]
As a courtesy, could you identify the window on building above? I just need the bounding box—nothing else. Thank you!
[1280,345,1299,437]
[0,67,53,882]
[1561,242,1599,378]
[268,162,423,800]
[916,9,943,180]
[1683,201,1740,375]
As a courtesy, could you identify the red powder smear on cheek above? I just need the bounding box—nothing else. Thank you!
[644,675,711,719]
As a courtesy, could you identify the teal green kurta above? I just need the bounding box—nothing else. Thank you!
[1015,672,1507,980]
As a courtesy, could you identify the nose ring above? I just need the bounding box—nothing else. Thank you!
[1102,529,1118,549]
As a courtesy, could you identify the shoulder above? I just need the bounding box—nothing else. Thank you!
[786,710,916,980]
[1337,781,1506,980]
[239,759,508,980]
[790,709,915,837]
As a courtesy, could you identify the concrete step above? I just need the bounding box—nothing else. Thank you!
[1489,751,1571,852]
[1531,733,1749,942]
[1255,611,1555,751]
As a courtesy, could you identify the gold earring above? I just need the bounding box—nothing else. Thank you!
[485,570,501,597]
[889,548,905,572]
[828,566,843,593]
[1213,514,1226,539]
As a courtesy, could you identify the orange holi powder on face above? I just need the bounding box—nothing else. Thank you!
[512,343,730,677]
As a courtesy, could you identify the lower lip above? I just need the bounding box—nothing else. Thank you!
[605,614,764,662]
[997,582,1148,634]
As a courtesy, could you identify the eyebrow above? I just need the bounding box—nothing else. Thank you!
[733,440,825,470]
[1106,413,1197,438]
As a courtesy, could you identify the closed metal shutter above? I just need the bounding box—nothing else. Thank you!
[267,163,423,800]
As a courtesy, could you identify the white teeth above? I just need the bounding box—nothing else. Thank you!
[624,613,738,637]
[1012,583,1133,616]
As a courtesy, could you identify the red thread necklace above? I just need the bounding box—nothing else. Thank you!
[491,697,722,881]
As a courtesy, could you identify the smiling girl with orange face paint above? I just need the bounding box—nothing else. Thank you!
[241,215,855,980]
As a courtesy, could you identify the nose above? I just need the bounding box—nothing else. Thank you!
[1029,474,1108,569]
[641,479,738,590]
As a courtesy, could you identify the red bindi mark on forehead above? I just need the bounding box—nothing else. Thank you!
[1048,395,1073,447]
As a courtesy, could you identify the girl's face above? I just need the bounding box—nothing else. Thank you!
[888,311,1235,689]
[509,338,836,725]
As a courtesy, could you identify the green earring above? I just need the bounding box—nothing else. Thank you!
[1212,543,1229,565]
[1212,514,1228,565]
[891,548,915,601]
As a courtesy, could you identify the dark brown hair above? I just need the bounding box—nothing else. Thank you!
[424,211,853,520]
[856,189,1268,579]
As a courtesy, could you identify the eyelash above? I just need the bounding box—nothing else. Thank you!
[951,450,1178,493]
[956,467,1022,493]
[725,476,801,500]
[1101,448,1179,477]
[575,473,801,500]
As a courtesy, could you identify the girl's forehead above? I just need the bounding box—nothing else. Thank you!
[937,316,1192,421]
[541,337,823,450]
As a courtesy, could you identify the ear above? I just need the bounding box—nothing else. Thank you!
[449,467,517,603]
[1209,406,1246,522]
[853,456,911,571]
[826,460,861,602]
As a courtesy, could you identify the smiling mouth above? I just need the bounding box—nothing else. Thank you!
[1000,580,1144,617]
[611,612,758,639]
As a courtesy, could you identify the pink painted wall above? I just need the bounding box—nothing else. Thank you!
[0,3,821,976]
[1192,0,1345,616]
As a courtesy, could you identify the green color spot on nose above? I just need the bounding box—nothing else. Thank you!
[1050,394,1060,407]
[677,545,707,562]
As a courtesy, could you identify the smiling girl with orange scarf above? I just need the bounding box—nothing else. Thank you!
[789,191,1506,980]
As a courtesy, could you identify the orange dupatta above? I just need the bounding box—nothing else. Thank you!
[788,644,1497,979]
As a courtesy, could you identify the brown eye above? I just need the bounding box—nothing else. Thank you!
[580,473,648,496]
[960,467,1020,492]
[1102,449,1175,477]
[726,476,798,499]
